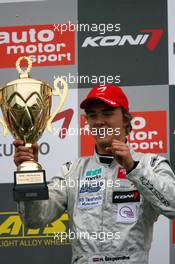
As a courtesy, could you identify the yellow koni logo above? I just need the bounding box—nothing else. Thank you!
[0,211,70,248]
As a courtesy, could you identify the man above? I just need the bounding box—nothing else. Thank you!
[14,84,175,264]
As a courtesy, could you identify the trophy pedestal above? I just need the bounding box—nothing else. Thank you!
[13,161,49,201]
[13,180,48,201]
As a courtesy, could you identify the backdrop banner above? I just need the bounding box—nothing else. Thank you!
[0,0,174,264]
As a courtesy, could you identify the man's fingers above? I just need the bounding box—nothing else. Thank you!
[14,156,34,167]
[111,139,124,144]
[15,151,34,158]
[112,144,126,150]
[13,140,38,151]
[14,155,34,161]
[32,143,39,154]
[114,150,127,156]
[13,139,39,166]
[106,144,128,154]
[13,140,24,147]
[14,151,35,167]
[112,142,129,153]
[15,146,33,153]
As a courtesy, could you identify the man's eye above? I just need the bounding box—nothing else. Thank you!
[87,113,96,118]
[103,111,113,116]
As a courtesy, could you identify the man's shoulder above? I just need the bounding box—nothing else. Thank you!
[129,144,168,167]
[133,151,169,170]
[142,153,168,167]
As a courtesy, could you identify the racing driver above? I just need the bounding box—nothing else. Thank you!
[14,84,175,264]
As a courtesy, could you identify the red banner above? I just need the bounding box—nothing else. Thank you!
[0,24,75,67]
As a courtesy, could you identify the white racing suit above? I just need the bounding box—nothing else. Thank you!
[18,146,175,264]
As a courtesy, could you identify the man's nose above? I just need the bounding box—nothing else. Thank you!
[94,114,105,126]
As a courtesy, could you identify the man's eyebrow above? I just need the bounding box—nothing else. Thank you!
[85,108,115,114]
[101,108,115,112]
[84,109,95,114]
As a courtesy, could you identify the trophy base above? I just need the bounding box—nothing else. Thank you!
[13,181,49,201]
[14,161,49,201]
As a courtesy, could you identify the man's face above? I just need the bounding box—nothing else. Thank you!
[85,100,127,149]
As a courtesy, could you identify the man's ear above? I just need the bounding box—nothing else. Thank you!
[82,113,88,121]
[125,124,132,136]
[83,116,90,131]
[123,120,130,136]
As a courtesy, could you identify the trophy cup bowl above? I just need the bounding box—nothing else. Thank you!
[0,56,68,201]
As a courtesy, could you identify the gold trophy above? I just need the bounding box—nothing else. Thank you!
[0,56,68,201]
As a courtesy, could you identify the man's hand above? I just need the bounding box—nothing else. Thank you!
[106,139,134,172]
[13,140,39,167]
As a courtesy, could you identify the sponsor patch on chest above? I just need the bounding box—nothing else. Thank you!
[112,190,140,203]
[115,203,138,223]
[80,180,104,193]
[84,167,103,180]
[117,167,126,179]
[90,254,130,263]
[78,195,103,208]
[80,167,104,194]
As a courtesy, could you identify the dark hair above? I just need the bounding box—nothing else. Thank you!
[120,107,133,135]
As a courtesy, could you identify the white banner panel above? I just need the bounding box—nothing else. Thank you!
[0,0,45,2]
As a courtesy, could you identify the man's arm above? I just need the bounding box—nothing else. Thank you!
[14,140,67,228]
[127,154,175,219]
[106,139,175,218]
[18,176,67,228]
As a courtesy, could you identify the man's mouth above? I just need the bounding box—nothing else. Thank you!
[91,127,112,137]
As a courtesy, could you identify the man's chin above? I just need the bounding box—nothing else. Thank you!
[96,138,112,148]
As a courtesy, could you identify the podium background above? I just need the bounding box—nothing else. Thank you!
[0,0,174,263]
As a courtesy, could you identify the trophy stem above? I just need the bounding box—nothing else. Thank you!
[25,143,32,148]
[17,160,42,172]
[16,142,42,171]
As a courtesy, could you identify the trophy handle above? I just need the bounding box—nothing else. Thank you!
[0,117,8,136]
[47,78,68,133]
[16,56,32,78]
[0,90,8,136]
